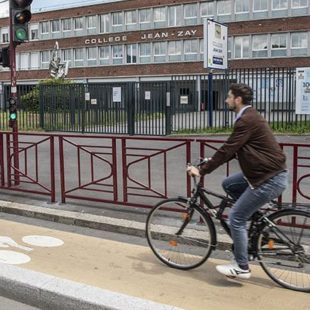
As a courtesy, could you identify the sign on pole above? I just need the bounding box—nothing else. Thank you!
[204,19,228,70]
[296,67,310,115]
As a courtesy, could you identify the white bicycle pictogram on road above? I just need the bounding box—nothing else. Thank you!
[0,235,64,265]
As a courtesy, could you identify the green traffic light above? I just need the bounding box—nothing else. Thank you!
[15,28,27,41]
[10,113,17,120]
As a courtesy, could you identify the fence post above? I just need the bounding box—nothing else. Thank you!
[39,85,44,129]
[208,71,213,128]
[127,82,135,135]
[165,90,172,135]
[59,135,66,203]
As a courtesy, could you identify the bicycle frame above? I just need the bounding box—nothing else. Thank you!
[186,176,298,259]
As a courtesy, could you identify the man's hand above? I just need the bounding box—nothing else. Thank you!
[186,165,201,177]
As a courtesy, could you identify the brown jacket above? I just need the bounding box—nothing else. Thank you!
[199,107,286,188]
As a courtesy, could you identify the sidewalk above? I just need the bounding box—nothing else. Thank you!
[0,216,308,310]
[0,199,233,250]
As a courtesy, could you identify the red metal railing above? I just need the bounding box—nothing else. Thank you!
[59,135,118,204]
[0,132,56,202]
[198,139,310,206]
[0,133,308,208]
[121,137,193,208]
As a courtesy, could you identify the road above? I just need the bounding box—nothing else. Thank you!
[0,212,308,310]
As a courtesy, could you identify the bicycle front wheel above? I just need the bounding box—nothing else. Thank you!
[257,209,310,292]
[146,198,215,270]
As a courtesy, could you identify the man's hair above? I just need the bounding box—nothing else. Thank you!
[229,83,253,105]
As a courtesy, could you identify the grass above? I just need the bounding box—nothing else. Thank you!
[174,121,310,135]
[0,111,309,135]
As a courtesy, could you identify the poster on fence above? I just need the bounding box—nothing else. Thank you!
[296,68,310,114]
[113,87,122,103]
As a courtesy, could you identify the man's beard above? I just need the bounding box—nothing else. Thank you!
[228,105,237,111]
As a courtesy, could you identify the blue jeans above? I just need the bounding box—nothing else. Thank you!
[222,170,288,267]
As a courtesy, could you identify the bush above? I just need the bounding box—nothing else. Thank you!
[20,78,73,112]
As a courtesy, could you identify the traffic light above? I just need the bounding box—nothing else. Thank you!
[8,97,17,127]
[10,0,33,44]
[0,47,10,67]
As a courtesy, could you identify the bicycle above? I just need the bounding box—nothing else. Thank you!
[145,163,310,292]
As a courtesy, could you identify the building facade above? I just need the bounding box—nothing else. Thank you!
[0,0,309,84]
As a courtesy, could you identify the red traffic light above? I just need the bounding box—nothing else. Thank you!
[11,0,33,8]
[15,10,31,24]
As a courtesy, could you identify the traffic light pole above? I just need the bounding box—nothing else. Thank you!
[9,4,20,186]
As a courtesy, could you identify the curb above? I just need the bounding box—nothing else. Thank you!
[0,263,182,310]
[0,201,232,250]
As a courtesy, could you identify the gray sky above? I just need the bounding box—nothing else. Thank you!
[0,0,119,17]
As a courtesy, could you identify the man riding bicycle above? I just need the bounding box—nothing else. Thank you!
[187,83,288,279]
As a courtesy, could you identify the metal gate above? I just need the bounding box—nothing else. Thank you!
[40,82,169,135]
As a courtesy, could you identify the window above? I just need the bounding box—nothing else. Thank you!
[63,19,72,31]
[234,36,250,58]
[74,48,84,66]
[2,32,9,43]
[184,39,198,61]
[112,45,123,64]
[41,21,49,34]
[74,17,84,30]
[140,43,151,63]
[200,2,214,17]
[184,4,197,25]
[20,53,29,70]
[100,14,109,33]
[125,10,137,24]
[30,24,39,40]
[253,0,268,11]
[87,47,97,60]
[154,42,166,62]
[291,0,308,8]
[126,44,137,64]
[154,7,166,22]
[41,51,50,68]
[291,32,308,56]
[87,47,97,65]
[168,6,182,27]
[112,12,123,32]
[139,8,152,29]
[139,9,151,23]
[217,0,232,15]
[235,0,249,13]
[63,49,72,62]
[112,12,123,26]
[272,0,288,10]
[168,41,182,61]
[271,34,287,57]
[30,52,39,69]
[252,35,268,57]
[87,16,97,29]
[125,10,137,30]
[99,46,110,65]
[51,20,60,32]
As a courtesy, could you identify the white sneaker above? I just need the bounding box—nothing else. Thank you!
[216,263,251,279]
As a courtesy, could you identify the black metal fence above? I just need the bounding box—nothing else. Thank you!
[1,68,309,135]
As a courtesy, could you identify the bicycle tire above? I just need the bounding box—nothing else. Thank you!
[146,197,216,270]
[256,209,310,292]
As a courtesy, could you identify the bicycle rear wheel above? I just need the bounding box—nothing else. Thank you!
[146,198,215,270]
[257,209,310,292]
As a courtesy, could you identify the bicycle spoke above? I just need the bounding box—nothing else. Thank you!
[257,210,310,292]
[146,198,214,270]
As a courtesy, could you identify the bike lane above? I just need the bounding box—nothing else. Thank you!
[0,218,308,310]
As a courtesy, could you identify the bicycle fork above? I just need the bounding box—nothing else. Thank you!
[175,207,195,236]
